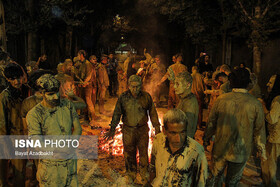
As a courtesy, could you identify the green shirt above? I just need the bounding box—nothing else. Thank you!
[204,89,266,163]
[110,90,160,129]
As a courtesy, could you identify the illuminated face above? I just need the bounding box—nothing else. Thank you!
[155,57,160,64]
[267,75,276,93]
[174,77,188,95]
[43,91,60,107]
[7,77,23,89]
[90,58,97,65]
[102,57,108,64]
[129,81,141,97]
[164,122,187,152]
[172,56,176,63]
[109,54,114,59]
[78,53,85,61]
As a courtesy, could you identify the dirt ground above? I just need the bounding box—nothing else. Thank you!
[76,96,278,187]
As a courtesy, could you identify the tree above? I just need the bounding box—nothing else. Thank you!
[236,0,280,75]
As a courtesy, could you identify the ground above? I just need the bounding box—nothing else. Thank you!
[75,96,277,186]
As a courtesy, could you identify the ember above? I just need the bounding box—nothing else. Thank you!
[99,118,162,161]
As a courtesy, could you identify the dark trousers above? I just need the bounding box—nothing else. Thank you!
[109,74,118,96]
[122,125,149,182]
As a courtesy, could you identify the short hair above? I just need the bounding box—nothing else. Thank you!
[77,50,87,57]
[229,68,251,89]
[155,55,160,59]
[192,66,198,71]
[215,72,227,80]
[64,59,73,65]
[176,71,193,85]
[28,70,54,91]
[57,63,65,73]
[36,74,60,92]
[128,75,142,85]
[89,55,97,61]
[220,64,231,73]
[4,63,23,79]
[163,109,187,130]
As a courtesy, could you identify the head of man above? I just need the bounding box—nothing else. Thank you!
[192,66,198,74]
[101,55,108,64]
[220,64,231,75]
[163,109,188,153]
[174,72,192,96]
[41,54,47,62]
[267,75,277,93]
[229,68,251,89]
[77,50,86,62]
[89,55,98,65]
[205,55,209,63]
[37,74,61,108]
[108,53,114,59]
[216,72,228,84]
[155,55,161,65]
[128,75,142,97]
[172,55,176,63]
[4,63,24,89]
[176,54,183,63]
[57,63,65,74]
[64,59,73,71]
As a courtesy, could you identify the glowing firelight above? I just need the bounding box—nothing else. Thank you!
[100,118,163,161]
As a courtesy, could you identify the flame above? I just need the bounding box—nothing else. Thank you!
[99,117,163,162]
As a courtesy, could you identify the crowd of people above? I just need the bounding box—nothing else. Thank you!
[0,48,279,187]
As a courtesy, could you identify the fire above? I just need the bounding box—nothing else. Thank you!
[99,118,163,161]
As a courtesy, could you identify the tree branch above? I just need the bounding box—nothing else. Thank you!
[237,0,252,21]
[263,0,280,16]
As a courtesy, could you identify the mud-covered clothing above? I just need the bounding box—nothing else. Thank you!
[0,86,25,187]
[177,93,199,138]
[37,159,78,187]
[21,95,42,119]
[261,95,280,186]
[110,90,160,130]
[117,72,127,96]
[27,99,79,136]
[150,133,208,187]
[0,86,24,135]
[97,63,109,91]
[162,62,188,108]
[27,98,81,186]
[110,90,160,182]
[220,81,231,94]
[204,89,266,163]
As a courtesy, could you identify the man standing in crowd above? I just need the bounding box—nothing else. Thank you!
[158,54,188,109]
[174,72,198,138]
[0,63,26,186]
[105,75,160,185]
[97,54,110,115]
[260,74,280,186]
[150,109,208,186]
[107,53,118,97]
[27,74,82,187]
[203,68,266,186]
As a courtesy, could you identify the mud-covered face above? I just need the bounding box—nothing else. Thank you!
[267,75,276,93]
[7,77,23,89]
[164,122,187,152]
[129,81,141,97]
[43,91,60,107]
[174,77,188,95]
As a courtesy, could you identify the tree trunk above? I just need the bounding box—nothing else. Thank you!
[27,32,37,62]
[0,0,7,51]
[253,43,261,75]
[222,32,226,65]
[65,26,73,57]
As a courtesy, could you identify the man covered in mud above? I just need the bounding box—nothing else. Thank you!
[174,72,198,138]
[0,63,26,186]
[150,109,208,186]
[158,54,188,109]
[105,75,161,185]
[27,74,82,187]
[260,74,280,186]
[203,68,266,186]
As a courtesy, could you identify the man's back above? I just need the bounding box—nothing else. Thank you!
[205,91,265,162]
